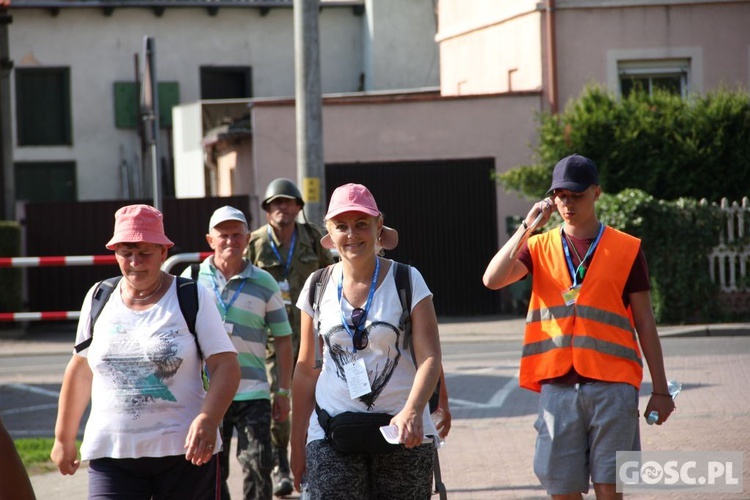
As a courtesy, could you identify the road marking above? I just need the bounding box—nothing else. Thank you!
[4,383,60,398]
[488,371,520,408]
[1,403,58,416]
[448,372,519,409]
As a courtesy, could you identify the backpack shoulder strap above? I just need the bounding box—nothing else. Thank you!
[175,276,202,359]
[189,263,200,281]
[310,264,335,369]
[75,276,121,353]
[394,262,415,366]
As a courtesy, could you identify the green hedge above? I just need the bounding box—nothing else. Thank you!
[0,221,22,317]
[498,86,750,203]
[597,189,724,324]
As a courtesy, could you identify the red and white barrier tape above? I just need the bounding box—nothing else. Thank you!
[0,255,118,268]
[0,311,80,321]
[0,252,212,321]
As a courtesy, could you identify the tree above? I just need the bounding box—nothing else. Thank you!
[498,85,750,203]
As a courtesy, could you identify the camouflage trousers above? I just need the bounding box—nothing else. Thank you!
[220,399,273,500]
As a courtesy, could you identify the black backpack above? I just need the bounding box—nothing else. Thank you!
[74,276,202,359]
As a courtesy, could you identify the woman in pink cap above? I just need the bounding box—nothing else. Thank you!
[51,204,240,499]
[290,184,443,499]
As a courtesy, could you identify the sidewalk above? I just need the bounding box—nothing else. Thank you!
[5,316,750,499]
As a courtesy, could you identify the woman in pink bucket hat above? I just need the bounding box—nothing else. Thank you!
[290,184,443,498]
[51,204,240,499]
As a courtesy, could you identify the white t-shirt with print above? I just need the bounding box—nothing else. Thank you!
[296,259,439,444]
[73,278,237,461]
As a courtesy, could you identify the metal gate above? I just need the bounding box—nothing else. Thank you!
[326,158,501,316]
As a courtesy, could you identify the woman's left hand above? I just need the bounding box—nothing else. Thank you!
[392,407,425,448]
[184,412,219,466]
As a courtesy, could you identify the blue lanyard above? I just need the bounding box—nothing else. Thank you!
[210,272,247,320]
[337,258,379,352]
[560,224,605,288]
[267,226,296,280]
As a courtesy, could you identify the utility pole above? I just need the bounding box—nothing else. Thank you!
[293,0,325,225]
[141,36,162,211]
[0,5,13,220]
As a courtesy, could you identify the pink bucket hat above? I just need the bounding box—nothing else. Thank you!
[105,204,174,250]
[321,183,398,250]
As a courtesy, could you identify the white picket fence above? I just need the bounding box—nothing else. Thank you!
[708,197,750,292]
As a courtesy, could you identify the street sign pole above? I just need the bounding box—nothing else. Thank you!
[293,0,324,225]
[141,36,161,211]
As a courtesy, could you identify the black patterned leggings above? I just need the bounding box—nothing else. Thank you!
[304,438,434,500]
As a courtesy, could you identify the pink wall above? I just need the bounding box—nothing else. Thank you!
[249,92,543,242]
[554,3,750,107]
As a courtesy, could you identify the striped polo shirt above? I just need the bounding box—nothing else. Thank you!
[193,257,292,401]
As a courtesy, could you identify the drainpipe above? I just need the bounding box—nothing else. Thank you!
[546,0,559,114]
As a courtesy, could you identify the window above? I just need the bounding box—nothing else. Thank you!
[15,161,77,202]
[200,66,253,99]
[15,67,72,146]
[618,59,689,98]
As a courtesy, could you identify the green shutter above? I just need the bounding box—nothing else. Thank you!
[114,81,180,129]
[16,68,72,146]
[158,82,179,128]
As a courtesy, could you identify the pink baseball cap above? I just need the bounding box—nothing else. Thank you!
[105,204,174,250]
[321,183,398,250]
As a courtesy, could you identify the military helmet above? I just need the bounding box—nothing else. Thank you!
[262,178,304,211]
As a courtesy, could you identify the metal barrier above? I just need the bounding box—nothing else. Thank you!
[0,252,211,322]
[161,252,211,273]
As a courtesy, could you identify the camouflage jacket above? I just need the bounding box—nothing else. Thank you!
[247,222,335,343]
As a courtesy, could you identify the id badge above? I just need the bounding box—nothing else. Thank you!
[224,321,234,335]
[344,357,372,399]
[561,285,581,306]
[278,279,292,306]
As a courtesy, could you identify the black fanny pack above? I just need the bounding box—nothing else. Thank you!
[316,404,399,455]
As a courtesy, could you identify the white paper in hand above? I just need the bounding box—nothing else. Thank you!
[379,424,436,445]
[379,424,401,444]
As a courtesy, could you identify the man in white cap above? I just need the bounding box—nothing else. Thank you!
[247,179,334,497]
[184,205,293,500]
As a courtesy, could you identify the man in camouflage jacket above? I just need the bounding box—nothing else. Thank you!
[246,178,335,497]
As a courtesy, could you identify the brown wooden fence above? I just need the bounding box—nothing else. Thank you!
[22,196,250,313]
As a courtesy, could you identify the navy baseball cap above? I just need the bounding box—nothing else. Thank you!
[547,154,599,194]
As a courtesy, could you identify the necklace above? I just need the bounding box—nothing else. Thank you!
[122,273,164,302]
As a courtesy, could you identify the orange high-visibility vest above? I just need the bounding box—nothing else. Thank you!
[520,225,643,393]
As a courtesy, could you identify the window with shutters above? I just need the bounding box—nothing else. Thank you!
[16,67,72,146]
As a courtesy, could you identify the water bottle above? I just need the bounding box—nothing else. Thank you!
[646,379,682,425]
[431,407,447,448]
[300,481,310,500]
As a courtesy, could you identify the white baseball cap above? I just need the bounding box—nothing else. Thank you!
[208,206,248,232]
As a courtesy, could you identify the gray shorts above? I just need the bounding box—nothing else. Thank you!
[533,381,640,495]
